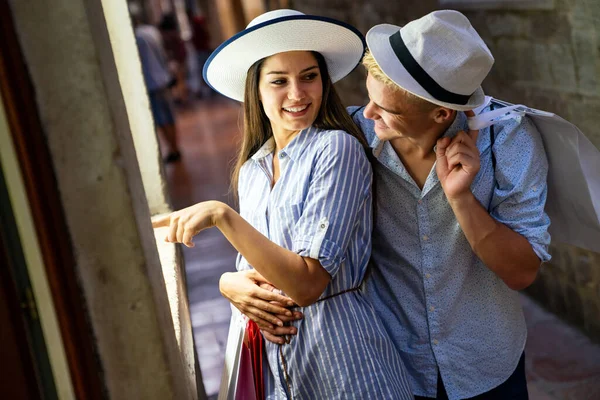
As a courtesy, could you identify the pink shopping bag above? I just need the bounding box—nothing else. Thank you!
[235,339,257,400]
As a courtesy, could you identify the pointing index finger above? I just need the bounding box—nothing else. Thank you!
[151,214,171,228]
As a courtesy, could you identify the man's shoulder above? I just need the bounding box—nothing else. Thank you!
[346,106,365,118]
[477,99,543,151]
[346,106,377,146]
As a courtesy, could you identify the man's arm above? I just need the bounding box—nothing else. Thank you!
[447,194,540,290]
[436,113,549,290]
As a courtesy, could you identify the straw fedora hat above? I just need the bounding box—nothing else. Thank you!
[366,10,494,111]
[203,9,365,102]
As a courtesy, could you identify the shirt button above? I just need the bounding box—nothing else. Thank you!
[418,200,422,204]
[425,273,431,279]
[433,339,439,345]
[422,235,429,241]
[430,306,435,312]
[279,152,286,159]
[319,223,326,229]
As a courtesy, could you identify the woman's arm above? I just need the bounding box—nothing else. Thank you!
[153,200,331,306]
[153,131,372,306]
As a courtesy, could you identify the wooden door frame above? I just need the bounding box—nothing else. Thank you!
[0,1,105,398]
[0,175,43,399]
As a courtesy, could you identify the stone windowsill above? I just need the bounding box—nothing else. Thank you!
[153,227,183,344]
[153,225,198,397]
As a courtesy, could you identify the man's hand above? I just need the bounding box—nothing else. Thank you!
[219,270,302,330]
[435,110,480,202]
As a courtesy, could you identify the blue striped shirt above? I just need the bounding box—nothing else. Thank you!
[350,104,551,399]
[236,127,413,399]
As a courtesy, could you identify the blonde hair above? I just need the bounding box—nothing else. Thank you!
[362,49,438,113]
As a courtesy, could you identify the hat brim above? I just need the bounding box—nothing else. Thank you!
[366,24,485,111]
[203,15,366,102]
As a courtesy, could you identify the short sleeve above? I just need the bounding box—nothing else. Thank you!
[292,131,372,277]
[490,115,552,262]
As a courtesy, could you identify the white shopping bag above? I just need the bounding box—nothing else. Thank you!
[470,97,600,253]
[218,308,246,400]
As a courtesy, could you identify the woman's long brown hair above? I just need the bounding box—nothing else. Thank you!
[230,51,368,198]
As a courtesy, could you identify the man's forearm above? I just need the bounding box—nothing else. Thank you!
[448,193,540,290]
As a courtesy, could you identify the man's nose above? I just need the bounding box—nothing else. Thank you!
[363,100,378,120]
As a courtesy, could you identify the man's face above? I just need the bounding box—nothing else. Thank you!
[363,73,434,142]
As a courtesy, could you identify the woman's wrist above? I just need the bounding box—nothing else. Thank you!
[209,201,231,228]
[219,271,234,298]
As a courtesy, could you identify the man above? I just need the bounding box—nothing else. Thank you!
[220,10,550,400]
[130,4,182,163]
[346,10,550,399]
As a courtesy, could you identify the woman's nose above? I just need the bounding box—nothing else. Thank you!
[287,81,305,100]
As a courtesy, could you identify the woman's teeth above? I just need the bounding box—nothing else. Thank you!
[283,105,308,112]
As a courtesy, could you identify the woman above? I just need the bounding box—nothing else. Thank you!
[154,9,412,399]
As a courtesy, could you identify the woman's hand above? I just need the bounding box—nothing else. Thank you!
[219,269,302,330]
[152,201,226,247]
[256,281,303,344]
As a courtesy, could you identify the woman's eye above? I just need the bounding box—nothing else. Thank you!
[271,79,286,85]
[303,73,318,81]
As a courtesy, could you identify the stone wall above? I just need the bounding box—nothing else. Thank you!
[293,0,600,341]
[8,0,199,397]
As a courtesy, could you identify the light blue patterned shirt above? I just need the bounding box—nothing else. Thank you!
[236,127,413,399]
[350,103,551,399]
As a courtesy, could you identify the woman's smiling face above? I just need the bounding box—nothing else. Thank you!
[258,51,323,138]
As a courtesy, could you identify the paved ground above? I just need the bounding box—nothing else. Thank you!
[165,97,600,399]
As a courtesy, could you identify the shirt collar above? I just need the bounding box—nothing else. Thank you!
[371,111,468,159]
[369,112,469,196]
[250,127,316,162]
[251,137,275,161]
[282,127,315,162]
[442,111,468,140]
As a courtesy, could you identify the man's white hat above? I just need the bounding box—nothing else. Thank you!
[366,10,494,111]
[203,9,365,102]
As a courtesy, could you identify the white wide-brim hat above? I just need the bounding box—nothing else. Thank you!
[366,10,494,111]
[203,9,365,102]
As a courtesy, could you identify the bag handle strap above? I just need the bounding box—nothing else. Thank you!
[468,100,554,130]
